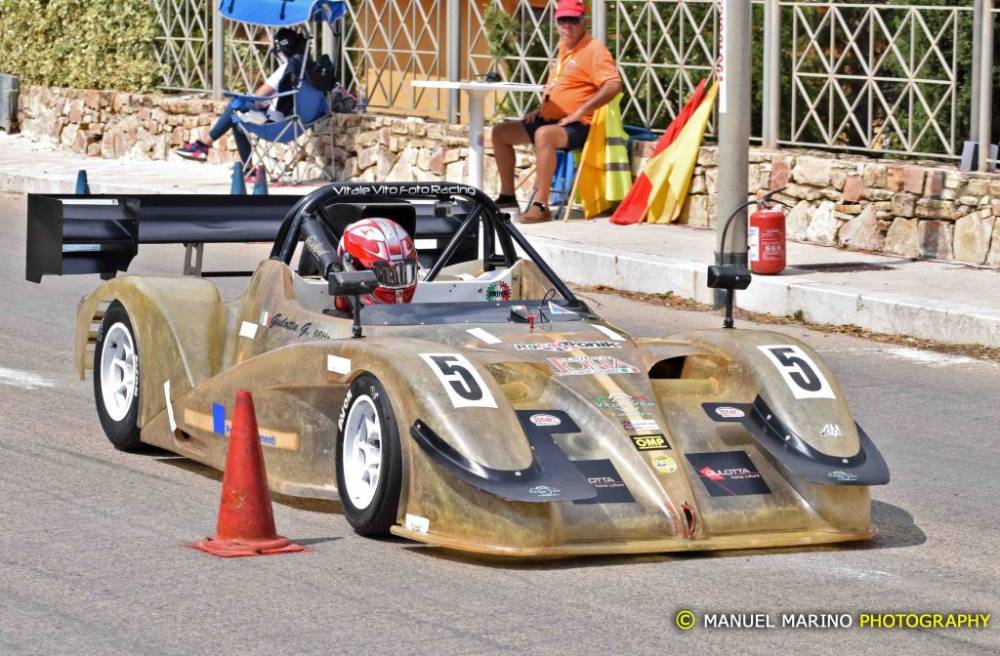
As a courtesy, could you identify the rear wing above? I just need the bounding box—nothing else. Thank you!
[25,192,479,282]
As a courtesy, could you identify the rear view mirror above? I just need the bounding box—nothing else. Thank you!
[707,265,751,291]
[328,270,378,297]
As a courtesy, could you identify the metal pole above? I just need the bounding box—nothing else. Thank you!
[593,0,608,44]
[978,0,993,172]
[762,0,780,148]
[446,0,460,124]
[970,0,982,142]
[212,1,224,99]
[716,0,751,266]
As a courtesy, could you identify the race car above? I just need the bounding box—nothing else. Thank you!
[26,182,888,558]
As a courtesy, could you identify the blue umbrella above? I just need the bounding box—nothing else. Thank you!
[219,0,346,26]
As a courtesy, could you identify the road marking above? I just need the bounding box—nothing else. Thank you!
[885,347,982,368]
[0,367,55,390]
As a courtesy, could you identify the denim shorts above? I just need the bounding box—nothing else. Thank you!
[522,115,591,150]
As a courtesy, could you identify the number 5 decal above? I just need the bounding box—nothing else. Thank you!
[420,353,498,409]
[757,345,835,400]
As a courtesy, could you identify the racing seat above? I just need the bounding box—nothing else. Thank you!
[229,64,332,184]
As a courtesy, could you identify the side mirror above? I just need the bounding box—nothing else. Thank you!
[707,265,751,291]
[328,270,379,297]
[328,271,378,339]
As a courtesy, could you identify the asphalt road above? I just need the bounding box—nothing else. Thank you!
[1,192,997,656]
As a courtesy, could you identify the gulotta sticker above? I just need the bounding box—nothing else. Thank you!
[686,451,771,497]
[515,340,621,352]
[547,355,641,376]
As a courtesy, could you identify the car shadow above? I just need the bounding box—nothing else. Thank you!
[401,500,925,570]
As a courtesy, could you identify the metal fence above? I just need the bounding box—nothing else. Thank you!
[152,0,997,169]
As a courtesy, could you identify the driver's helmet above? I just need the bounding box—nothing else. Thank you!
[336,217,417,308]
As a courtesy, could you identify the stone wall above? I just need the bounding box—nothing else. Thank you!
[17,84,1000,268]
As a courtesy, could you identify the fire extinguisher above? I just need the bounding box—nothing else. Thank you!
[748,200,786,275]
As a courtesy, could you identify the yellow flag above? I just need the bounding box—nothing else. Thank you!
[644,82,718,224]
[574,94,632,219]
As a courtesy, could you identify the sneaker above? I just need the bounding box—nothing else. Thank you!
[520,202,551,224]
[176,141,209,162]
[493,193,519,208]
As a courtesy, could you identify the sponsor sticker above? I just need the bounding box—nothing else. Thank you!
[486,281,512,302]
[827,470,858,482]
[184,406,300,450]
[715,406,746,419]
[595,393,656,417]
[405,513,430,534]
[529,413,561,427]
[623,418,661,433]
[572,460,635,504]
[528,485,562,498]
[258,311,270,326]
[629,433,671,451]
[651,454,678,474]
[515,340,620,352]
[820,423,845,438]
[326,354,352,374]
[547,355,641,377]
[163,380,177,432]
[686,451,772,497]
[239,321,258,339]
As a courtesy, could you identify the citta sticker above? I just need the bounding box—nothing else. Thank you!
[547,355,641,376]
[572,460,635,504]
[686,451,771,497]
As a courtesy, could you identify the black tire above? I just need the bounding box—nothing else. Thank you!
[93,301,143,452]
[336,374,403,536]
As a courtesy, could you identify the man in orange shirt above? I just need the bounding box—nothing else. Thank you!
[490,0,623,223]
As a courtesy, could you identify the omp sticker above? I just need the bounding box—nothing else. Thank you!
[259,311,270,326]
[547,355,641,376]
[163,381,177,432]
[405,513,430,534]
[184,407,300,450]
[327,355,352,374]
[590,323,626,341]
[629,433,671,451]
[466,328,502,345]
[419,353,497,408]
[758,345,835,400]
[239,321,258,339]
[651,454,678,473]
[529,413,561,427]
[515,340,620,352]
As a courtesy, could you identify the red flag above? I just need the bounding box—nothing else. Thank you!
[611,79,709,225]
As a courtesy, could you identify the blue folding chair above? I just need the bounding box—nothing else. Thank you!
[220,0,347,183]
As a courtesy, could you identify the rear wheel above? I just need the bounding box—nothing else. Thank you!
[93,301,143,451]
[336,374,403,535]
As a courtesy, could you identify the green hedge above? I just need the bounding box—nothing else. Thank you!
[0,0,160,92]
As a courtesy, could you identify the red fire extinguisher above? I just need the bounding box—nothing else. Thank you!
[748,202,786,275]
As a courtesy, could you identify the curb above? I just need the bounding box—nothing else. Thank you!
[527,235,1000,349]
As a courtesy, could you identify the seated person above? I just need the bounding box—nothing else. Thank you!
[489,0,622,223]
[325,218,418,315]
[175,27,306,181]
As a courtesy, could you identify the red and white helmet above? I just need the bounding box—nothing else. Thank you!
[335,217,417,309]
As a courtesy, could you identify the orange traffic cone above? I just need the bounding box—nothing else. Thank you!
[192,390,304,557]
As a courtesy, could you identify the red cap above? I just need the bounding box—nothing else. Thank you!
[555,0,586,19]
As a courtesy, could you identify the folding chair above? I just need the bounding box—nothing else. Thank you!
[228,74,330,184]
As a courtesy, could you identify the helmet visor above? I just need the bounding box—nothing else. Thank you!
[371,259,417,289]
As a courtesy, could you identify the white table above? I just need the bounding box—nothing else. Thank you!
[411,80,544,190]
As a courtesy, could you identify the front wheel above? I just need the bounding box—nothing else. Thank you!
[93,301,143,451]
[336,374,403,536]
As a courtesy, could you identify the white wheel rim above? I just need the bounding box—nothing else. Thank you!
[342,395,382,510]
[100,322,138,422]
